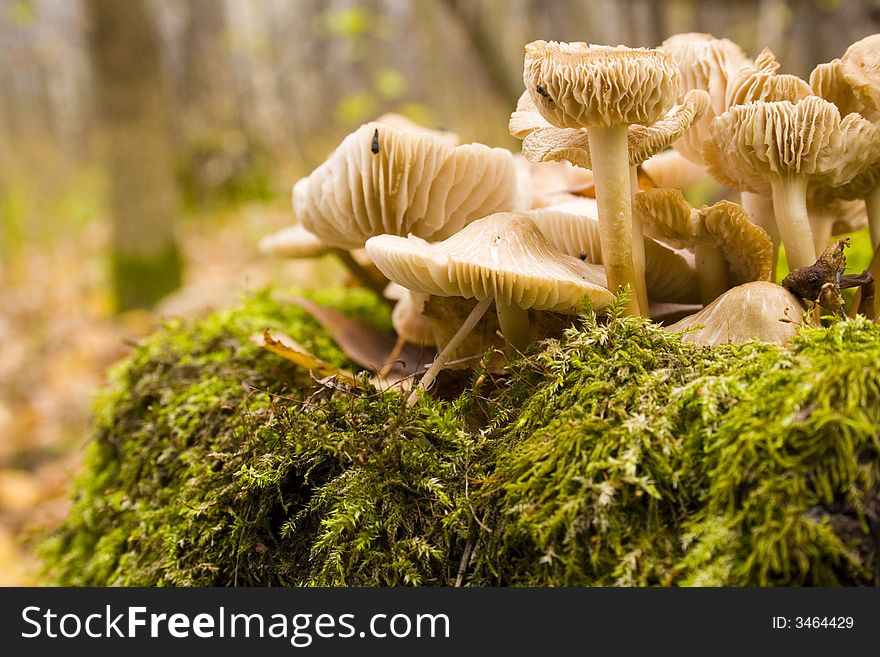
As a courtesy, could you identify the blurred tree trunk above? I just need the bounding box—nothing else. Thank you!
[87,0,182,312]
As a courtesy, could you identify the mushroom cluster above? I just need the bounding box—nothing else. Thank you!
[262,34,880,396]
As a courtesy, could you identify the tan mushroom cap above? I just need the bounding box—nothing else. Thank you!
[703,97,880,195]
[364,212,613,313]
[810,59,871,118]
[517,89,709,170]
[841,34,880,114]
[297,121,517,249]
[258,224,331,259]
[634,188,773,284]
[523,208,700,304]
[523,41,681,129]
[374,112,460,145]
[515,156,595,209]
[667,281,804,346]
[660,32,748,165]
[725,48,812,108]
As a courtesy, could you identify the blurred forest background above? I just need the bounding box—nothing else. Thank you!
[0,0,878,583]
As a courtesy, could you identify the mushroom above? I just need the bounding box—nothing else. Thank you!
[258,224,331,259]
[522,207,700,305]
[703,97,880,271]
[840,34,880,119]
[810,59,873,119]
[385,283,435,348]
[724,48,813,108]
[667,281,805,346]
[634,188,772,304]
[296,120,518,249]
[258,224,389,298]
[522,41,681,316]
[660,32,749,167]
[365,212,613,403]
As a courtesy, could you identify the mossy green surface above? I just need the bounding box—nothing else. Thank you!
[41,292,880,586]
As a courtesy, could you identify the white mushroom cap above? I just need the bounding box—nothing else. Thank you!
[258,224,331,259]
[522,208,700,304]
[365,212,613,313]
[810,59,872,119]
[373,112,460,145]
[703,97,880,194]
[297,122,518,249]
[725,48,812,108]
[667,281,804,346]
[660,32,748,165]
[523,41,681,129]
[841,34,880,115]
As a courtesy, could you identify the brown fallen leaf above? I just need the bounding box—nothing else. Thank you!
[279,295,435,385]
[251,329,359,386]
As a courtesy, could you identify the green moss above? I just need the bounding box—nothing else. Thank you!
[41,292,880,586]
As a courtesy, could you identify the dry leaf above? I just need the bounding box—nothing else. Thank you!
[279,296,435,385]
[251,329,359,386]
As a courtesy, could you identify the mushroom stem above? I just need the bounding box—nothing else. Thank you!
[741,191,779,280]
[332,248,390,301]
[809,208,834,254]
[406,296,492,407]
[867,186,880,252]
[588,124,644,316]
[693,237,729,304]
[495,301,530,351]
[629,166,650,314]
[769,177,817,271]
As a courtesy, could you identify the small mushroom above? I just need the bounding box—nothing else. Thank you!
[522,41,682,316]
[667,281,805,346]
[258,224,331,259]
[365,212,613,403]
[807,192,868,253]
[258,224,388,298]
[296,121,518,249]
[634,188,773,304]
[703,97,880,270]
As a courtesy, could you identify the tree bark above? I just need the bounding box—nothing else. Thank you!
[87,0,182,312]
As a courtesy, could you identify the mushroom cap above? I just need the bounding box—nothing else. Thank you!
[703,97,880,194]
[297,122,518,249]
[391,289,435,346]
[509,90,552,139]
[523,208,700,304]
[640,149,709,189]
[660,32,748,164]
[810,59,871,118]
[364,212,613,313]
[258,224,331,259]
[841,34,880,114]
[374,112,460,145]
[725,48,812,108]
[523,41,681,129]
[517,89,708,169]
[667,281,804,346]
[634,188,773,284]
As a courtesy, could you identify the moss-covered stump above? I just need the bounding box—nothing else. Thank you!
[41,290,880,586]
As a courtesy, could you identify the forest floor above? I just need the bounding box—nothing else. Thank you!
[0,202,340,584]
